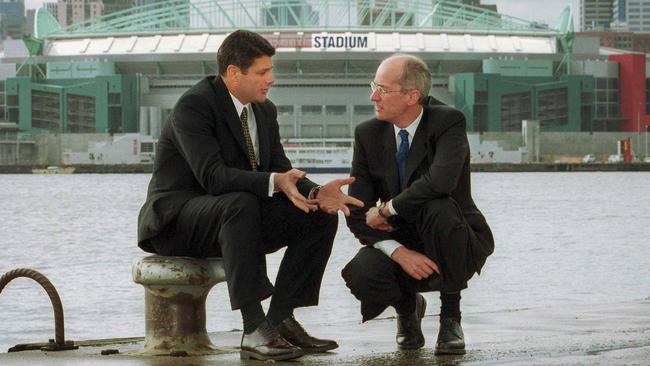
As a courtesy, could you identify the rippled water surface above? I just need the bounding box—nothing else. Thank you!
[1,172,649,352]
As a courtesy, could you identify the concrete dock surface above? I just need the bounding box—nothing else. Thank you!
[2,300,649,366]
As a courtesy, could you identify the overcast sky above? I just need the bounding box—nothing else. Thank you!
[25,0,581,29]
[482,0,579,27]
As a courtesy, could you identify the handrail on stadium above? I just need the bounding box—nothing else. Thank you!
[35,0,564,39]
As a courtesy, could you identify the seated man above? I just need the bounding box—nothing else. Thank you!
[342,54,494,354]
[137,29,362,361]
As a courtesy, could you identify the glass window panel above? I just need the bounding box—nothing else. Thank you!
[301,105,322,115]
[353,105,374,114]
[325,105,346,115]
[277,105,294,115]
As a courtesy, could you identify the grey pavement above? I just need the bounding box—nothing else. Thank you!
[1,300,649,366]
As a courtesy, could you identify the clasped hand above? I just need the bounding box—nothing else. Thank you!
[365,206,395,232]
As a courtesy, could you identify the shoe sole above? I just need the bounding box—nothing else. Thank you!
[435,347,466,355]
[398,342,425,350]
[240,349,304,361]
[300,343,339,353]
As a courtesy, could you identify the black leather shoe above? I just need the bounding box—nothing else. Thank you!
[240,320,304,361]
[396,293,426,350]
[277,316,339,353]
[435,317,466,355]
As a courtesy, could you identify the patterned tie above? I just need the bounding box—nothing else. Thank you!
[240,107,257,171]
[396,129,409,191]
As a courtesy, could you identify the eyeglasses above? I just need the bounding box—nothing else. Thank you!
[370,81,406,98]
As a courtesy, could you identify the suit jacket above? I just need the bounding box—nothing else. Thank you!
[137,76,316,252]
[345,100,494,273]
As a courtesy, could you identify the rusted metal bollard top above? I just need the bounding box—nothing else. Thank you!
[132,256,226,356]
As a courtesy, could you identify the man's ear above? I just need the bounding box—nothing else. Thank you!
[408,89,422,106]
[226,65,241,83]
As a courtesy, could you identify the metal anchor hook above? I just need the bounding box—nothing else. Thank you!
[0,268,79,352]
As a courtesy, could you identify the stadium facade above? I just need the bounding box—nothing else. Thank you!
[2,0,649,142]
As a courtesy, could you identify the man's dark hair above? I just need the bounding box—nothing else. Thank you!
[217,30,275,76]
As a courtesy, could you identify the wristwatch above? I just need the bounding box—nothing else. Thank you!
[308,185,321,200]
[377,201,390,218]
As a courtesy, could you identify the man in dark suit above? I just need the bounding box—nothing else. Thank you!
[342,54,494,354]
[137,29,362,361]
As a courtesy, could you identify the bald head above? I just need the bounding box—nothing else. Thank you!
[371,54,429,127]
[380,54,431,102]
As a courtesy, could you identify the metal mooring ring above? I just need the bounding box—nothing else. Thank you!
[0,268,78,352]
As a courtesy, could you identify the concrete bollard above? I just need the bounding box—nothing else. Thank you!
[132,255,226,356]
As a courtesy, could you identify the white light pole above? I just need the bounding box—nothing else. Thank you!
[16,132,20,165]
[645,125,650,162]
[637,102,641,162]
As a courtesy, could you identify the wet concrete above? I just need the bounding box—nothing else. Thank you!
[2,300,649,366]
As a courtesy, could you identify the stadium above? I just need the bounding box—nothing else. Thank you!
[1,0,648,166]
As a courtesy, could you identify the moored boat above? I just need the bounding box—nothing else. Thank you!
[32,166,76,174]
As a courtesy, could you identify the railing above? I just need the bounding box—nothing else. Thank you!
[41,0,560,38]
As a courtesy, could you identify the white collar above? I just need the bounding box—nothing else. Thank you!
[393,107,423,139]
[229,92,249,117]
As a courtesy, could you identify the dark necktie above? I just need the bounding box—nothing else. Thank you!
[240,107,257,171]
[396,129,409,191]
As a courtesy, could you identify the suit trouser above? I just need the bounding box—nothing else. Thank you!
[150,192,338,310]
[342,197,477,321]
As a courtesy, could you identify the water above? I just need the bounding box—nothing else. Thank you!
[1,172,650,352]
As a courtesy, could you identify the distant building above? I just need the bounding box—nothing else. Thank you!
[102,0,134,16]
[578,30,650,53]
[612,0,627,26]
[612,0,650,32]
[43,2,59,23]
[0,0,25,40]
[0,122,35,165]
[4,0,649,139]
[458,0,497,11]
[580,0,614,30]
[57,0,133,27]
[57,0,102,27]
[25,8,34,36]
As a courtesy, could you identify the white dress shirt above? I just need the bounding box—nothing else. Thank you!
[230,93,276,196]
[373,107,424,257]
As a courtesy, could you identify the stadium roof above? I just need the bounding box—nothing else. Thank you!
[33,32,558,61]
[37,0,563,39]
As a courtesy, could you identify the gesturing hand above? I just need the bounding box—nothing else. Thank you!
[316,177,364,216]
[274,169,318,213]
[391,246,441,280]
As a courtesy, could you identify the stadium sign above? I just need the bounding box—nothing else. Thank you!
[312,34,369,49]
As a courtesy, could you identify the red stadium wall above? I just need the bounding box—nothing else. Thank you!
[609,53,650,132]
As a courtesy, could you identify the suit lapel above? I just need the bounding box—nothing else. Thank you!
[404,110,430,186]
[251,103,270,170]
[381,124,400,198]
[213,77,249,159]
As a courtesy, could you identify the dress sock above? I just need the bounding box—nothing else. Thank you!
[241,301,266,334]
[440,291,461,320]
